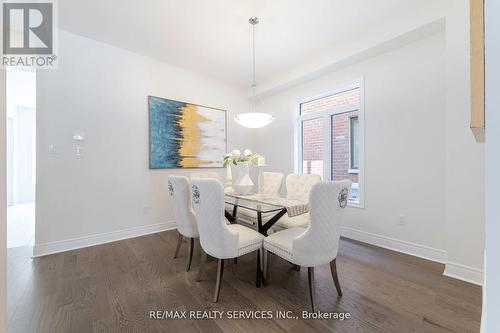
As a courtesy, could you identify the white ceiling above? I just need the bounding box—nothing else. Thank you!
[59,0,442,88]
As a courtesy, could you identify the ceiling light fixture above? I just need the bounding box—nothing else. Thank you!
[234,16,275,129]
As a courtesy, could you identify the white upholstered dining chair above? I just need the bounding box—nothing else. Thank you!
[273,173,321,229]
[260,172,285,196]
[191,178,265,302]
[167,175,199,272]
[263,180,352,311]
[191,172,233,214]
[236,172,284,226]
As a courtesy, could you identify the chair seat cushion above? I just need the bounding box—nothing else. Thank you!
[274,213,310,229]
[264,227,307,262]
[227,224,265,256]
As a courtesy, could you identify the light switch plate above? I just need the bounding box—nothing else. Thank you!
[49,144,58,154]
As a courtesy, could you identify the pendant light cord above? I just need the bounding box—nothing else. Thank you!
[252,22,256,91]
[248,16,260,112]
[252,21,257,111]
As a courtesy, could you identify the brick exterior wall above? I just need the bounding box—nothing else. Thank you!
[302,117,324,176]
[301,88,359,184]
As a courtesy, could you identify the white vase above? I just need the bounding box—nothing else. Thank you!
[231,162,255,195]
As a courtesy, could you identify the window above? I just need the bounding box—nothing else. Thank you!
[297,82,363,205]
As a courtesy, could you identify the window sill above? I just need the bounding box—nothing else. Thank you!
[348,169,359,174]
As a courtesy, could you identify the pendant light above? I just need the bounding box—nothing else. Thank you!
[234,16,275,129]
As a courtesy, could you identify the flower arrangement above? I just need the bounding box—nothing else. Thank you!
[223,149,263,167]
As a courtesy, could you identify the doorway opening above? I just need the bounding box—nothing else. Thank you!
[6,67,36,248]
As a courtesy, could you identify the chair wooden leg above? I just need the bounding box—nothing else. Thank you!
[263,249,270,285]
[256,249,262,288]
[186,238,194,271]
[173,233,183,259]
[197,249,207,281]
[213,259,224,302]
[330,258,343,296]
[308,267,316,312]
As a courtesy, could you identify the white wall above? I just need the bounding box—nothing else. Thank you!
[442,0,485,284]
[256,32,448,259]
[484,0,500,330]
[6,118,13,206]
[0,67,8,333]
[35,30,254,254]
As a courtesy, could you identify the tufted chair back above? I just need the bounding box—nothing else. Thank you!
[167,175,199,238]
[286,173,322,202]
[190,178,239,259]
[261,172,284,196]
[292,180,352,267]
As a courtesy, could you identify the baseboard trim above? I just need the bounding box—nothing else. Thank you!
[341,226,484,285]
[444,261,484,286]
[341,226,448,263]
[33,221,177,257]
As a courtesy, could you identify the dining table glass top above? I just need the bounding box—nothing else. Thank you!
[224,193,285,213]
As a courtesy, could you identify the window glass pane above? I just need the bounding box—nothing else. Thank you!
[300,87,360,115]
[331,111,359,201]
[302,118,323,177]
[350,116,359,170]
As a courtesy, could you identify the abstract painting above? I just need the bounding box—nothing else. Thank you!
[149,96,227,169]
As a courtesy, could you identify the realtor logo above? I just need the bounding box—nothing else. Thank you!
[2,1,57,68]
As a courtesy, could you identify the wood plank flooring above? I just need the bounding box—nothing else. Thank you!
[7,231,482,332]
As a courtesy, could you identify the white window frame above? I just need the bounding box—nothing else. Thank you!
[348,115,359,173]
[294,78,365,208]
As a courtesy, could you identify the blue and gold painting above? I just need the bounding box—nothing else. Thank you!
[149,96,227,169]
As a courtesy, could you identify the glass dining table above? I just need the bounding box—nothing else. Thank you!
[224,193,288,236]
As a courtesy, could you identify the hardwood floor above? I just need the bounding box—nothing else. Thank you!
[7,231,482,332]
